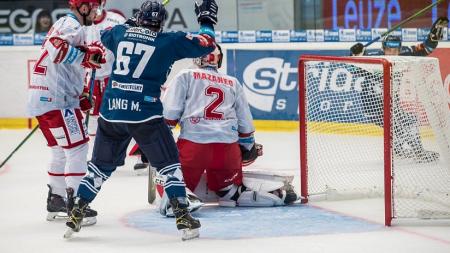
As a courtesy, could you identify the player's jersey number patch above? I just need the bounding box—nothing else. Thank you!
[204,86,224,120]
[113,41,155,79]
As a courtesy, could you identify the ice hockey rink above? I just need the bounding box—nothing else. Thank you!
[1,129,450,253]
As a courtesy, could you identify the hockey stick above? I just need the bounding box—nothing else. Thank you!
[84,69,96,126]
[364,0,445,48]
[0,124,39,168]
[146,0,171,205]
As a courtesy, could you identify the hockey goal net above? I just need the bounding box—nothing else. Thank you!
[298,55,450,225]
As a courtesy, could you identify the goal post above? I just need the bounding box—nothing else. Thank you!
[298,55,450,226]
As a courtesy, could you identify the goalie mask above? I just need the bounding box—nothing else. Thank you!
[193,43,223,69]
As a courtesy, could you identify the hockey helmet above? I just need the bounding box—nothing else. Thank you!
[382,35,402,49]
[69,0,99,8]
[138,1,168,31]
[193,43,223,69]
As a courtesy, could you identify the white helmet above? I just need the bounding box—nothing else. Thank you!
[193,43,223,68]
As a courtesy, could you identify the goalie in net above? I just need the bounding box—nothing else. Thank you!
[350,17,448,163]
[158,43,298,216]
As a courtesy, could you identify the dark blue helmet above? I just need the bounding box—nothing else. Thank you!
[138,1,168,31]
[382,35,402,49]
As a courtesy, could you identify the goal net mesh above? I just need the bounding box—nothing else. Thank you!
[301,56,450,220]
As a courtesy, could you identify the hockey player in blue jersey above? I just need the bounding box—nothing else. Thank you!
[65,0,218,240]
[349,17,448,163]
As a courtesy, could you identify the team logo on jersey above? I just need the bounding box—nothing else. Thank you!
[39,96,52,102]
[144,96,158,102]
[189,117,200,124]
[111,81,143,93]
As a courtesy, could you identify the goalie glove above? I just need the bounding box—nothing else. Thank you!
[429,17,449,42]
[350,42,365,56]
[194,0,218,25]
[240,143,263,167]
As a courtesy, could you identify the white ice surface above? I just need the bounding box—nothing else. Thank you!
[0,129,449,253]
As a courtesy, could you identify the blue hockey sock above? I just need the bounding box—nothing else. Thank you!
[77,162,115,202]
[159,163,187,199]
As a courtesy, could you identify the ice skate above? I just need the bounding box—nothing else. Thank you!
[170,197,201,241]
[282,185,299,205]
[46,184,68,221]
[64,196,92,239]
[64,188,97,238]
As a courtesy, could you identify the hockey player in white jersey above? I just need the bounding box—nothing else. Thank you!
[85,0,126,135]
[27,0,105,225]
[161,43,298,215]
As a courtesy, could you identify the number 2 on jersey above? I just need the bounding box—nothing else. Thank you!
[113,41,155,79]
[204,86,224,120]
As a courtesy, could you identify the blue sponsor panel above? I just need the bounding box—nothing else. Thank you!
[13,34,33,45]
[221,31,238,43]
[34,33,46,45]
[339,29,356,42]
[238,30,256,43]
[227,49,354,121]
[356,29,372,42]
[402,28,418,42]
[417,28,431,42]
[0,33,13,45]
[256,30,272,43]
[289,30,307,42]
[324,29,339,42]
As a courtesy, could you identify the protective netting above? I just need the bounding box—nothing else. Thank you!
[301,56,450,220]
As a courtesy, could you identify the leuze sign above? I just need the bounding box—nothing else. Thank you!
[323,0,450,29]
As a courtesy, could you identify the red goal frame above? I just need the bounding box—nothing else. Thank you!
[298,55,393,226]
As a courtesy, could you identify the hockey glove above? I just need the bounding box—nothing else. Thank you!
[350,43,365,56]
[79,86,94,112]
[429,17,449,42]
[240,143,263,167]
[194,0,218,25]
[80,42,106,69]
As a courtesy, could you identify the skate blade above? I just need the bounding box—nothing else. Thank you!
[63,228,76,239]
[181,228,200,241]
[47,212,68,221]
[81,217,97,226]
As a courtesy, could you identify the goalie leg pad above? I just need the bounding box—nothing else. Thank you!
[237,190,285,207]
[159,188,204,217]
[217,184,286,207]
[242,176,285,193]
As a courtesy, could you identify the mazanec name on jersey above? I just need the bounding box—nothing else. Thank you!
[193,72,235,87]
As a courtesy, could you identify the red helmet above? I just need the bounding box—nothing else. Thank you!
[194,43,223,68]
[69,0,99,8]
